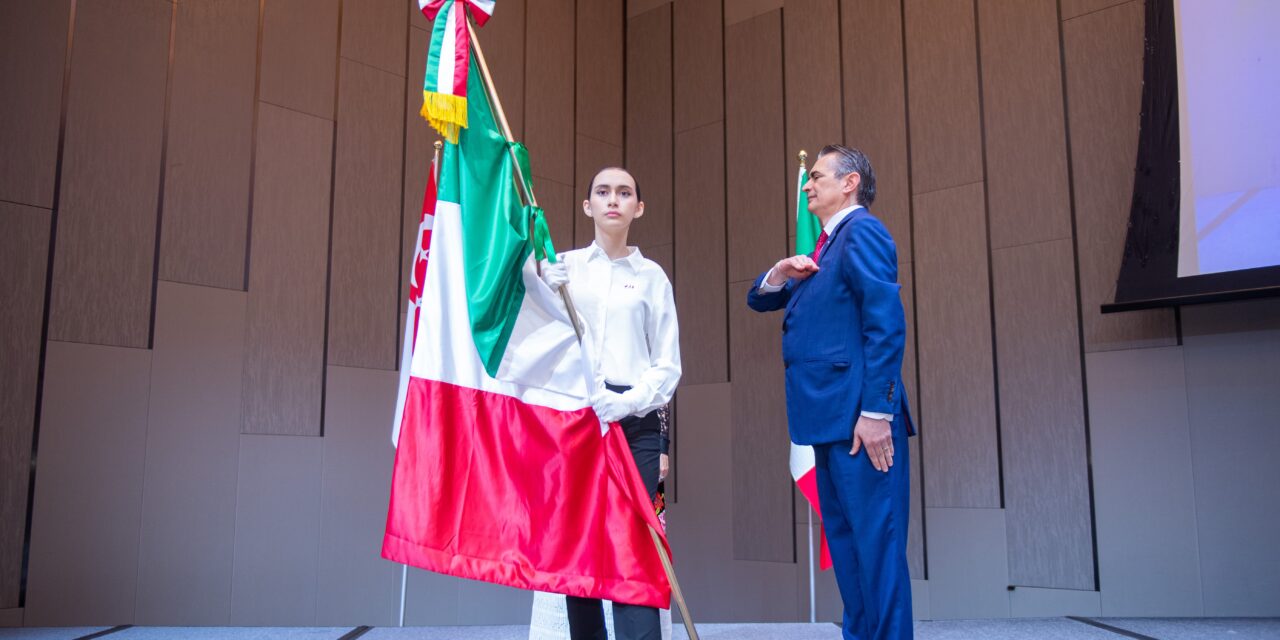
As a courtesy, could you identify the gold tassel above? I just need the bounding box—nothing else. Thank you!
[420,91,468,144]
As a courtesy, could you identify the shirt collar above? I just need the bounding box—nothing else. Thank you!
[823,204,865,235]
[587,241,645,271]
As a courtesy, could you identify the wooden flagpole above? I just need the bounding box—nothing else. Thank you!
[465,15,700,640]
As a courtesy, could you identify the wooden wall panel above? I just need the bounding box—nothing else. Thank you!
[993,239,1093,590]
[160,0,257,291]
[259,0,339,120]
[673,0,723,132]
[230,434,323,625]
[978,0,1072,249]
[316,366,399,626]
[726,11,792,563]
[0,0,70,208]
[726,0,785,26]
[914,182,1000,508]
[903,0,984,195]
[729,283,792,563]
[242,104,332,436]
[523,0,572,252]
[573,135,623,249]
[24,342,152,626]
[783,0,842,239]
[674,123,728,385]
[575,0,623,147]
[1063,0,1175,352]
[329,59,404,371]
[340,0,407,77]
[841,0,912,262]
[480,0,525,139]
[625,5,674,250]
[48,0,170,349]
[0,203,50,609]
[539,180,576,256]
[135,282,245,625]
[725,10,787,283]
[668,383,804,622]
[1061,0,1130,20]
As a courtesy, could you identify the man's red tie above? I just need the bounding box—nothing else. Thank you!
[813,230,829,261]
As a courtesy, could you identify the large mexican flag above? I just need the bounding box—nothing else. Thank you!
[382,53,672,609]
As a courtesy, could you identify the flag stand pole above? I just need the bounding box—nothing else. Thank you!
[466,17,699,640]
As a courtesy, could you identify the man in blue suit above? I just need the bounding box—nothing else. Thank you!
[748,145,915,639]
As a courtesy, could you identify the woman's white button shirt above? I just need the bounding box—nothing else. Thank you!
[560,242,682,418]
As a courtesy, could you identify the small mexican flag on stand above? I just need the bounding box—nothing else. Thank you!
[791,157,833,571]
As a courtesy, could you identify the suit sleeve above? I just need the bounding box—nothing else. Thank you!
[747,270,792,312]
[842,218,905,415]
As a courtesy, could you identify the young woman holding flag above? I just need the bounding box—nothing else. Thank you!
[530,166,682,640]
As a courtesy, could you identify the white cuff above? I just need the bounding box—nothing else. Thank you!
[757,268,785,293]
[861,411,893,422]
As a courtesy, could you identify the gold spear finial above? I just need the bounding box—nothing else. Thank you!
[798,149,808,166]
[434,140,443,150]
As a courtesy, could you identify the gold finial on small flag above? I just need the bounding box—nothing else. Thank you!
[434,140,443,150]
[798,150,808,166]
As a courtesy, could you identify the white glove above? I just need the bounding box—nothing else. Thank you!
[592,388,644,424]
[540,260,569,290]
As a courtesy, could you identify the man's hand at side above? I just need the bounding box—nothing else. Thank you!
[765,255,820,286]
[851,415,894,472]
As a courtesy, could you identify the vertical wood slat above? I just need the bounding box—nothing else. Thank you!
[159,0,258,291]
[573,0,624,248]
[575,0,624,147]
[783,0,842,241]
[242,104,333,436]
[523,0,575,244]
[0,0,71,208]
[135,282,246,625]
[1063,0,1176,352]
[841,0,912,262]
[903,0,984,196]
[229,434,324,625]
[673,0,726,384]
[480,0,525,140]
[328,59,404,371]
[977,0,1072,249]
[259,0,340,120]
[24,342,153,626]
[673,0,723,133]
[994,240,1094,589]
[340,0,408,78]
[674,123,729,385]
[914,181,1000,508]
[725,11,787,283]
[726,10,793,563]
[49,0,171,349]
[625,5,674,251]
[0,204,51,609]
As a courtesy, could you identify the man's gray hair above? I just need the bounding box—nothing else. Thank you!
[818,144,876,207]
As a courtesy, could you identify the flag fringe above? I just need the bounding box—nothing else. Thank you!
[421,91,468,144]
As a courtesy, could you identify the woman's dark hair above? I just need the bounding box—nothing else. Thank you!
[586,166,643,202]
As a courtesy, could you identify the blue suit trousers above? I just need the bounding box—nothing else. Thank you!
[814,426,913,640]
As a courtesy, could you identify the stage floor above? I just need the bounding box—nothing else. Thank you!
[2,618,1278,640]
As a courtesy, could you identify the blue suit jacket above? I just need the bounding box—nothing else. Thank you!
[747,208,915,445]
